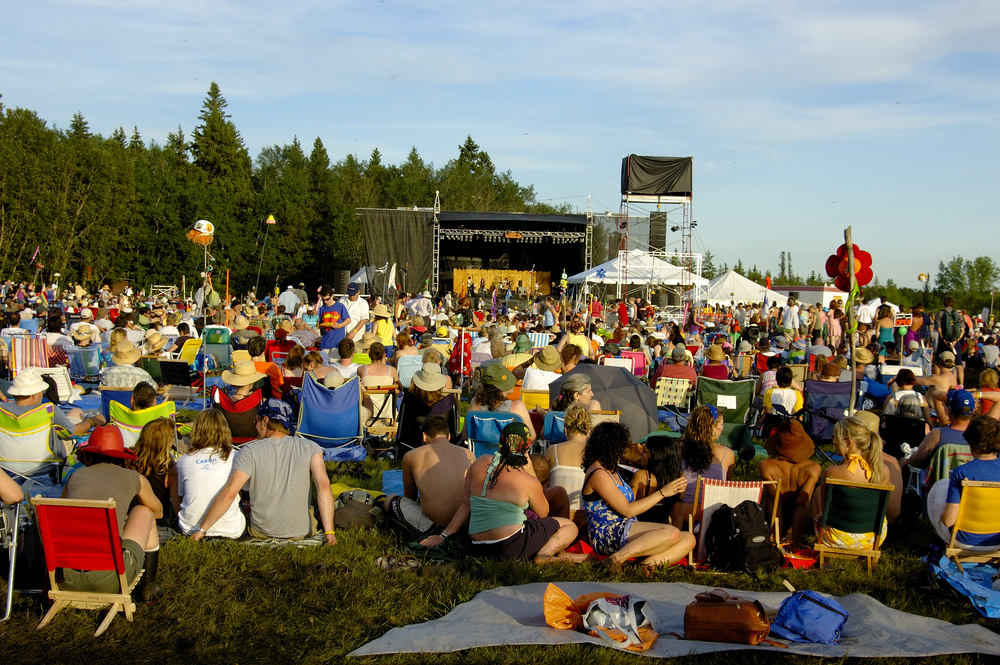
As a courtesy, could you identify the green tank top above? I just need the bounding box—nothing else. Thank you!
[468,453,528,535]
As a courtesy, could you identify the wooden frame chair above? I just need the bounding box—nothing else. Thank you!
[945,480,1000,573]
[32,497,144,637]
[590,410,621,428]
[365,386,399,438]
[814,477,894,573]
[688,477,780,565]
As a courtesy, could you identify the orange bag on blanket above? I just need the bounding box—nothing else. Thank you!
[543,583,659,651]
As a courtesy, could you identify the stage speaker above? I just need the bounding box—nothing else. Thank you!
[654,292,668,308]
[333,269,351,295]
[649,212,667,252]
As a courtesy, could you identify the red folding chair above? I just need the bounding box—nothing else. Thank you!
[211,385,264,444]
[32,497,143,637]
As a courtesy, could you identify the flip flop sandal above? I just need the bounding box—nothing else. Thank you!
[376,555,399,571]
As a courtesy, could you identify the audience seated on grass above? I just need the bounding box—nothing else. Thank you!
[650,345,698,389]
[759,419,821,548]
[173,409,246,540]
[383,415,475,541]
[396,363,457,453]
[464,364,535,441]
[127,418,178,529]
[545,403,591,512]
[62,425,164,603]
[672,405,735,526]
[424,422,581,564]
[629,433,684,525]
[191,399,335,545]
[582,422,694,574]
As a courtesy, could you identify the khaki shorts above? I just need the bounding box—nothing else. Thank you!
[62,538,143,594]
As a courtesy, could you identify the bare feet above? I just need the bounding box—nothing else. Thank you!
[602,556,624,575]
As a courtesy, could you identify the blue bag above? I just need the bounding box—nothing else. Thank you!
[770,590,848,644]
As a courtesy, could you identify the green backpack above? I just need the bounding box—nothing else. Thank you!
[940,309,963,342]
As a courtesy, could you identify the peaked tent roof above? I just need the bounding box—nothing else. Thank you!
[567,249,708,286]
[692,270,788,305]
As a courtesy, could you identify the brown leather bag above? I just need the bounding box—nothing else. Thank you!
[683,589,774,645]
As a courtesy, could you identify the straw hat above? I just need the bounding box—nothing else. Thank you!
[233,350,252,363]
[412,363,447,392]
[279,319,293,332]
[533,346,563,372]
[705,345,726,362]
[71,324,94,341]
[356,332,378,351]
[372,304,391,319]
[222,360,266,387]
[853,348,874,365]
[112,341,141,365]
[7,368,48,396]
[854,410,881,435]
[232,315,250,331]
[77,425,136,461]
[145,331,167,353]
[550,324,561,333]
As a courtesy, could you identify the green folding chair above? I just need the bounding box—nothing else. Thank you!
[815,477,894,573]
[695,377,756,452]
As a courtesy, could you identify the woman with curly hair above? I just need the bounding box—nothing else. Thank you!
[672,405,735,525]
[630,435,684,524]
[128,417,177,528]
[582,422,695,574]
[552,373,603,412]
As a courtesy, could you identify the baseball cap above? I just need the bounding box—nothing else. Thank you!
[671,345,687,361]
[480,363,516,392]
[939,350,956,367]
[949,389,975,416]
[346,283,360,296]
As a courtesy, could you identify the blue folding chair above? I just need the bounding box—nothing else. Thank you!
[65,346,102,386]
[396,356,424,390]
[203,327,232,372]
[803,379,854,465]
[99,387,134,421]
[466,411,523,458]
[542,411,567,445]
[296,375,365,461]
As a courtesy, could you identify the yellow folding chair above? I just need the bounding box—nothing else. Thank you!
[520,390,550,411]
[945,480,1000,573]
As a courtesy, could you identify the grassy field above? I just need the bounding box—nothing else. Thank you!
[1,456,998,665]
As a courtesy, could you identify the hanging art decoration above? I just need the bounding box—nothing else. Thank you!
[186,219,215,246]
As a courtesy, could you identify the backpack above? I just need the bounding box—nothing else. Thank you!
[940,309,963,342]
[705,500,783,572]
[743,324,761,345]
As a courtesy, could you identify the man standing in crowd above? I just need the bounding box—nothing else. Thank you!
[318,285,351,353]
[340,283,369,344]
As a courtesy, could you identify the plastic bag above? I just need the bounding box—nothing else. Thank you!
[543,584,659,651]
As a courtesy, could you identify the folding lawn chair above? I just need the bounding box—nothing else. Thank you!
[802,380,854,466]
[176,338,202,364]
[688,477,780,564]
[203,327,232,373]
[590,410,621,428]
[296,375,365,461]
[520,389,550,411]
[619,351,647,380]
[787,364,807,384]
[654,377,694,412]
[211,385,263,444]
[99,387,134,421]
[396,355,424,390]
[906,443,973,500]
[158,359,200,407]
[528,332,552,350]
[1,500,20,621]
[37,366,76,404]
[65,345,101,387]
[32,497,144,637]
[108,399,177,449]
[945,480,1000,573]
[695,377,756,452]
[814,477,894,572]
[0,403,70,480]
[9,336,49,377]
[599,356,635,373]
[365,386,399,438]
[733,354,754,379]
[265,339,296,364]
[541,410,567,447]
[466,411,523,458]
[880,414,928,460]
[393,391,460,457]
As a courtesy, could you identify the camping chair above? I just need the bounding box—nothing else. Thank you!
[296,375,365,460]
[906,443,974,499]
[108,399,177,449]
[520,389,550,411]
[620,351,648,380]
[365,386,398,438]
[65,346,102,386]
[654,377,694,412]
[695,377,756,452]
[394,392,460,457]
[1,500,20,621]
[0,403,70,481]
[754,353,770,375]
[945,480,1000,573]
[880,414,928,460]
[37,366,76,404]
[32,497,144,637]
[528,332,552,350]
[466,411,524,458]
[139,356,163,385]
[396,356,424,390]
[176,339,202,365]
[265,339,296,364]
[541,411,567,447]
[802,380,854,466]
[271,352,290,366]
[100,387,134,421]
[787,364,807,384]
[734,354,754,379]
[211,385,263,444]
[814,477,894,572]
[599,356,635,373]
[203,327,232,373]
[688,477,780,565]
[158,359,200,407]
[590,410,622,428]
[9,336,49,377]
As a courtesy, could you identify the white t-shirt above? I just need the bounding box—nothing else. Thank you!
[339,297,370,342]
[176,448,246,538]
[335,362,360,379]
[521,367,561,391]
[780,306,799,331]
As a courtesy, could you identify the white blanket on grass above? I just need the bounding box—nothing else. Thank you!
[351,581,1000,658]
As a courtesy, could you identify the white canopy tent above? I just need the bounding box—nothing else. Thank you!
[691,270,788,306]
[567,250,708,287]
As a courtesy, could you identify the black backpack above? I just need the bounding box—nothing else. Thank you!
[940,309,963,342]
[744,324,761,344]
[705,500,783,572]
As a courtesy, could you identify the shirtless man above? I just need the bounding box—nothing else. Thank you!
[382,415,475,538]
[915,351,960,424]
[758,423,821,548]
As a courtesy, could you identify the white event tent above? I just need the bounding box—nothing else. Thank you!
[567,250,708,287]
[692,270,788,306]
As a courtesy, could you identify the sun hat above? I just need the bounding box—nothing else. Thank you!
[222,360,266,387]
[257,398,295,433]
[145,331,167,352]
[907,340,920,350]
[434,312,449,323]
[7,368,49,396]
[232,315,250,331]
[71,324,95,341]
[671,345,687,362]
[480,363,516,392]
[421,291,432,298]
[356,331,378,351]
[550,324,561,333]
[853,347,874,365]
[505,324,518,335]
[323,372,345,389]
[854,410,881,435]
[77,425,136,461]
[604,342,621,356]
[372,304,391,319]
[280,319,293,332]
[419,332,433,347]
[18,309,33,321]
[738,340,753,354]
[513,334,532,353]
[774,336,789,349]
[412,363,447,391]
[435,326,450,338]
[533,346,563,371]
[705,345,726,362]
[765,419,813,464]
[112,341,142,365]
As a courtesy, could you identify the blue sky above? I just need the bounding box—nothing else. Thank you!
[3,1,999,288]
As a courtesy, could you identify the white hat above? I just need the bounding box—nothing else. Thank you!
[412,363,447,391]
[434,313,448,322]
[80,308,93,319]
[422,291,432,298]
[8,368,48,396]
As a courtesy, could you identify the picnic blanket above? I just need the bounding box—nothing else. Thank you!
[350,581,1000,658]
[929,556,1000,618]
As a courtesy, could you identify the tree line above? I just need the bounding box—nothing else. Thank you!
[0,83,567,297]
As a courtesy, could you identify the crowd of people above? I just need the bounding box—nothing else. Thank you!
[0,276,998,601]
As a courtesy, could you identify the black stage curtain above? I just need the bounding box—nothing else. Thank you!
[620,155,693,196]
[360,209,434,291]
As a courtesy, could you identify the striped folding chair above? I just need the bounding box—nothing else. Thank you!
[108,400,177,449]
[528,332,553,352]
[655,377,694,411]
[689,477,780,564]
[10,337,49,377]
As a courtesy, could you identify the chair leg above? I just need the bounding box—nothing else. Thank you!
[94,603,121,637]
[36,599,68,630]
[953,556,965,575]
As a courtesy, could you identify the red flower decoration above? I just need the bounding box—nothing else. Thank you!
[825,243,873,292]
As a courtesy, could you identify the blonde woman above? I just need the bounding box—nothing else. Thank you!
[545,403,591,511]
[172,409,246,539]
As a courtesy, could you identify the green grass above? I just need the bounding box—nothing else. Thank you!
[2,456,998,664]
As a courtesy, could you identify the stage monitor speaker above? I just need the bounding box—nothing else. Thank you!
[649,212,667,252]
[332,269,351,295]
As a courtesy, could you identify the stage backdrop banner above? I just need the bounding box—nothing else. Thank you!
[360,209,434,292]
[454,269,551,297]
[620,155,693,196]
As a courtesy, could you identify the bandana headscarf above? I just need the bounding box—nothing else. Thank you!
[487,422,532,489]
